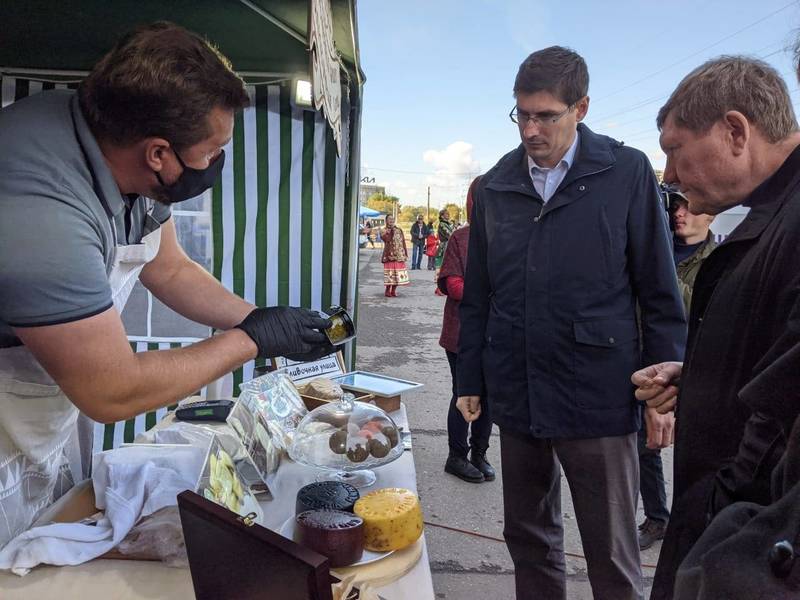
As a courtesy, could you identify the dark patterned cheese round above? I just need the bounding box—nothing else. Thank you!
[295,481,360,515]
[295,509,364,567]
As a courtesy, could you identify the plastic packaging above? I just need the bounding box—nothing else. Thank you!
[226,399,282,489]
[237,372,308,449]
[196,436,261,519]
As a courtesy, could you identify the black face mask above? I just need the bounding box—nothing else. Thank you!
[154,148,225,204]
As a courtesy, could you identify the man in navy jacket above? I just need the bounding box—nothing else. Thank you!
[456,46,686,600]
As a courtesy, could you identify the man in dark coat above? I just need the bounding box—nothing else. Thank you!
[456,46,686,600]
[673,413,800,599]
[409,214,427,270]
[632,56,800,599]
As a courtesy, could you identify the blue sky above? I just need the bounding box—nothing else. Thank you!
[357,0,800,209]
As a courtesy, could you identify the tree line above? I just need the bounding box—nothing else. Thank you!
[364,192,463,225]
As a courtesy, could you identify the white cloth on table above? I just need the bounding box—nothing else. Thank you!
[0,444,204,576]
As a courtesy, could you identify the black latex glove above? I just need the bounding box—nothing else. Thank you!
[235,306,334,361]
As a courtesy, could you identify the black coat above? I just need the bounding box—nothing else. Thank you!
[652,145,800,599]
[457,124,686,438]
[674,413,800,600]
[410,221,427,246]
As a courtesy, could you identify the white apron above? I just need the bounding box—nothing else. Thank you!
[0,228,161,547]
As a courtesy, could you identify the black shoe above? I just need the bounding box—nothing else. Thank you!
[470,449,496,481]
[638,518,668,550]
[444,454,484,483]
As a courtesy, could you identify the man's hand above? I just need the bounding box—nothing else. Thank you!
[456,396,481,422]
[235,306,334,361]
[631,361,683,414]
[644,407,675,449]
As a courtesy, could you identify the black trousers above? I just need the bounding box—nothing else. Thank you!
[638,413,670,524]
[500,429,643,600]
[445,350,491,457]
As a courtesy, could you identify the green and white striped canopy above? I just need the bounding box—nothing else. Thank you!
[212,82,358,392]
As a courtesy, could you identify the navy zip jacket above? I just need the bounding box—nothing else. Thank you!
[457,123,686,439]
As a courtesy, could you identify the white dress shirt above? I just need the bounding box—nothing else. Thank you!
[528,131,580,203]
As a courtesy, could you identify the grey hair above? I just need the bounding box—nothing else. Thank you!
[656,56,798,143]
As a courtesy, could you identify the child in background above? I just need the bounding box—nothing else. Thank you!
[425,230,438,271]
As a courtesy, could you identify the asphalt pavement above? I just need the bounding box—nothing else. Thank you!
[355,246,673,599]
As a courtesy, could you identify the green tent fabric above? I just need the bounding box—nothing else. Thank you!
[0,0,364,82]
[212,82,355,394]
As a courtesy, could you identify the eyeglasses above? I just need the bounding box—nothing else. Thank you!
[509,104,573,127]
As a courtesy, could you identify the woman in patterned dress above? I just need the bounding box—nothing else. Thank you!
[380,215,409,297]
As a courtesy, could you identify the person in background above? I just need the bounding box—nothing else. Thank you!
[668,188,717,315]
[435,209,454,270]
[637,186,717,551]
[457,46,686,600]
[409,214,427,270]
[425,226,439,271]
[363,220,375,248]
[632,56,800,599]
[380,214,408,297]
[438,177,494,483]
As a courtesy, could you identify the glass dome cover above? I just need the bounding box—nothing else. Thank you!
[289,395,403,484]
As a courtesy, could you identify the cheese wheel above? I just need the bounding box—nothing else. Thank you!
[353,487,423,551]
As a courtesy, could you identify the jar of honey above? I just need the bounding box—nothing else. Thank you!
[324,306,356,345]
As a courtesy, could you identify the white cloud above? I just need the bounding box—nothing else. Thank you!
[359,142,482,209]
[414,141,482,208]
[422,141,480,190]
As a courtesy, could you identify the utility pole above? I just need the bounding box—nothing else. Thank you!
[427,186,430,222]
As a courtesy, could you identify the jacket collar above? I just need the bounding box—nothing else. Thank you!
[677,232,717,268]
[486,123,619,201]
[722,143,800,246]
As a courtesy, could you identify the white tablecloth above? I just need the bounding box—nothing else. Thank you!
[0,405,434,600]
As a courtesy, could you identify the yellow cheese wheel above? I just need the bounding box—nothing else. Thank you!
[353,487,423,552]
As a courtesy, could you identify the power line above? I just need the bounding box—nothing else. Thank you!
[589,42,795,126]
[589,91,672,124]
[591,0,799,104]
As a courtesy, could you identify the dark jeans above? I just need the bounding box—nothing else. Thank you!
[445,350,491,457]
[411,243,424,269]
[427,255,436,270]
[638,413,670,524]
